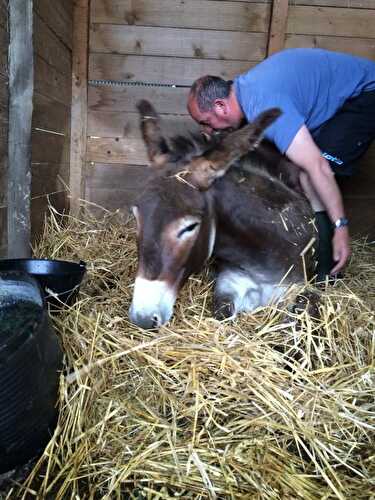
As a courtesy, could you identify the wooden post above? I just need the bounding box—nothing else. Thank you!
[7,0,34,258]
[267,0,289,57]
[70,0,89,216]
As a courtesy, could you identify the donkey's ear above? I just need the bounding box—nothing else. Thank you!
[137,100,171,167]
[188,108,281,190]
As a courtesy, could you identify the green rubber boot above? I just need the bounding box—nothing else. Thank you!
[315,211,334,282]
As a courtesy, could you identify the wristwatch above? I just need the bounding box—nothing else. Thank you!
[333,217,349,229]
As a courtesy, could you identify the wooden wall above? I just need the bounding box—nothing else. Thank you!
[0,1,9,256]
[31,0,74,241]
[86,0,272,211]
[0,0,74,257]
[285,0,375,59]
[85,0,375,238]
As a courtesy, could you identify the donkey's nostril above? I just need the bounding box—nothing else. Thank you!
[152,314,161,328]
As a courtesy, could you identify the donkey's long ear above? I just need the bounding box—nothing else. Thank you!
[188,108,281,190]
[137,100,170,167]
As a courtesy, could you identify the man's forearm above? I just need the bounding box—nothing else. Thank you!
[306,157,346,223]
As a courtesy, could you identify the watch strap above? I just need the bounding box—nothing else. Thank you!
[333,217,349,229]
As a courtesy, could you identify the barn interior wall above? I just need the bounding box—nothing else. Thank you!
[1,1,374,256]
[31,0,74,242]
[86,0,273,212]
[0,0,74,257]
[84,0,375,238]
[0,0,9,257]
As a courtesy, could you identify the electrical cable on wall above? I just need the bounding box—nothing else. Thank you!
[88,79,190,88]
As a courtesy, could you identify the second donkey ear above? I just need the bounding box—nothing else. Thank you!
[137,100,171,167]
[188,108,282,190]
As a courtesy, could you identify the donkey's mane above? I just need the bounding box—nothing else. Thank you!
[155,127,302,197]
[165,133,293,189]
[167,132,222,164]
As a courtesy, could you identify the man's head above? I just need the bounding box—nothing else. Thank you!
[187,76,244,135]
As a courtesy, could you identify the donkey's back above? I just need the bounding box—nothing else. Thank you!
[209,149,315,317]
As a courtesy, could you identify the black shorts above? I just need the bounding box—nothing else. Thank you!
[312,90,375,176]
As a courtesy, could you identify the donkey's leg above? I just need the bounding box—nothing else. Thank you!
[213,291,236,320]
[214,267,261,319]
[213,267,245,319]
[214,266,286,319]
[242,280,285,313]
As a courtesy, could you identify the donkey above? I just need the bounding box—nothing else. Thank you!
[129,100,316,329]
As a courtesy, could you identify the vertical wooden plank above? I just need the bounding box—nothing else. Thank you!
[0,0,9,256]
[8,0,34,258]
[267,0,289,56]
[70,0,89,215]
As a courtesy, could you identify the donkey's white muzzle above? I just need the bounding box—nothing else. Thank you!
[129,277,177,329]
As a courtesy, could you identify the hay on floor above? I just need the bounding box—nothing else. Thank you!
[5,205,375,499]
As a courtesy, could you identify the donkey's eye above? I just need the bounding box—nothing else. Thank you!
[177,222,200,239]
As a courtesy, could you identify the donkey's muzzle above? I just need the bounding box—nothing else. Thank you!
[128,308,163,330]
[128,277,176,329]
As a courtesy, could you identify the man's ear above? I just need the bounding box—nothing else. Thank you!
[213,99,227,116]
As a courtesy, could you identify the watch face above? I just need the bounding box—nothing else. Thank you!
[335,218,348,228]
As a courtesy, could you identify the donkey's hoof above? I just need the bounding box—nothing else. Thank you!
[290,289,321,319]
[214,300,235,320]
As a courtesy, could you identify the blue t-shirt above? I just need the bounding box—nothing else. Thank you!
[234,48,375,153]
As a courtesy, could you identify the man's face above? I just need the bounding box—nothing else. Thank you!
[187,96,241,135]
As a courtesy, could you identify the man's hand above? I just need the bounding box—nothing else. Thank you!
[331,227,351,275]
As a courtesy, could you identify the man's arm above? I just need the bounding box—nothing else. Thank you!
[286,125,351,274]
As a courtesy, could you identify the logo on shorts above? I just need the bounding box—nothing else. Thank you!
[321,152,343,165]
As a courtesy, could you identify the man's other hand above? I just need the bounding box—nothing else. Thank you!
[331,227,351,275]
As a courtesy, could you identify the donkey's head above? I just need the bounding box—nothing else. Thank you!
[128,100,281,328]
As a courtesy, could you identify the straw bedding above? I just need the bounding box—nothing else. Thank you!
[5,206,375,499]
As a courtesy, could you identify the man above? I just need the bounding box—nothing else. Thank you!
[187,48,375,280]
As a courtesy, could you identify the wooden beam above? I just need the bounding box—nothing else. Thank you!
[287,5,375,39]
[8,0,34,258]
[70,0,89,215]
[267,0,289,56]
[90,25,268,62]
[91,0,270,32]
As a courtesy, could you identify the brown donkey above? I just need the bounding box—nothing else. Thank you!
[129,100,316,328]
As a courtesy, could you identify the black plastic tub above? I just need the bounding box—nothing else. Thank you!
[0,271,63,474]
[0,259,86,308]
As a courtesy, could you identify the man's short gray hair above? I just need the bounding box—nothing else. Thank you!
[190,76,233,112]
